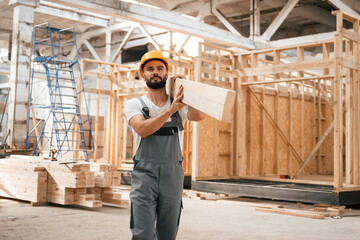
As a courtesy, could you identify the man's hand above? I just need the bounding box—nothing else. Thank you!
[169,75,186,114]
[169,84,186,114]
[170,74,205,121]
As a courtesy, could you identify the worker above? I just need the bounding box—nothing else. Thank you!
[124,51,205,240]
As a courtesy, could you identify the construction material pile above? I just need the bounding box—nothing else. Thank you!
[0,155,129,208]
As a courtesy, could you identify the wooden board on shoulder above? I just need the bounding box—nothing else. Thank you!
[167,78,236,122]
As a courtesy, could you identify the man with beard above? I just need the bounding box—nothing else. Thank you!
[124,51,205,240]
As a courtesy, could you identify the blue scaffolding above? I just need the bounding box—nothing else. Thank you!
[25,23,94,161]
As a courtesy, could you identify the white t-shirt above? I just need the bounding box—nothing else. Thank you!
[124,95,188,153]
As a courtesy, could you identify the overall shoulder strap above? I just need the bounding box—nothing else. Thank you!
[170,97,184,131]
[136,97,150,119]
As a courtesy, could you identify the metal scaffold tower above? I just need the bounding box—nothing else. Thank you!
[25,23,94,162]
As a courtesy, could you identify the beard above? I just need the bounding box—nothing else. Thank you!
[145,75,167,89]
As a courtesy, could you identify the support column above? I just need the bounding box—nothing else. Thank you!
[105,31,111,62]
[7,0,38,147]
[250,0,260,40]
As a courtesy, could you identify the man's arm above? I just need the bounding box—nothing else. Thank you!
[129,86,186,138]
[187,106,206,121]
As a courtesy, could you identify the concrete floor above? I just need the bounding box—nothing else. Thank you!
[1,194,360,240]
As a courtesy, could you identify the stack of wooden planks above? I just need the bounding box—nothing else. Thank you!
[0,155,129,208]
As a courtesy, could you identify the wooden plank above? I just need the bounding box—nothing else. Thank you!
[217,199,284,209]
[85,88,111,95]
[167,78,236,122]
[240,75,334,85]
[0,168,47,203]
[255,207,328,219]
[237,59,334,77]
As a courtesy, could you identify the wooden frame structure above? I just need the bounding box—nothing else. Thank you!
[194,11,360,192]
[80,11,360,194]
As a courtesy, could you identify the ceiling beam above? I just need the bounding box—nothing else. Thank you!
[263,0,336,28]
[258,31,336,49]
[82,22,135,39]
[47,0,255,49]
[138,24,160,51]
[328,0,360,18]
[212,0,243,36]
[35,5,109,27]
[111,25,135,63]
[83,39,101,61]
[260,0,299,41]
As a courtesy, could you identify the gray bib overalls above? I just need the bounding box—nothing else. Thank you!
[130,97,184,240]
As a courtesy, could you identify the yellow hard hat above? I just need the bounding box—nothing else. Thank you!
[139,51,169,77]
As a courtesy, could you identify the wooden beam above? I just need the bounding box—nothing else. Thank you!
[237,59,334,78]
[264,32,336,49]
[111,26,135,63]
[138,24,160,51]
[83,39,101,61]
[167,78,236,122]
[334,30,343,189]
[329,2,360,18]
[240,75,334,86]
[260,0,299,41]
[212,6,242,36]
[47,0,255,49]
[191,56,201,180]
[35,5,109,27]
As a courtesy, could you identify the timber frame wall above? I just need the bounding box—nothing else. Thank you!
[82,11,360,192]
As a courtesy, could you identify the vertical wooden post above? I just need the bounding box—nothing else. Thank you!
[322,42,331,174]
[94,63,101,162]
[250,53,262,175]
[110,66,117,165]
[345,40,353,184]
[191,52,201,181]
[354,19,360,186]
[260,61,265,176]
[273,50,280,174]
[116,94,123,168]
[230,53,236,177]
[334,12,344,189]
[105,65,114,163]
[287,78,293,174]
[313,78,319,173]
[237,55,248,176]
[297,47,305,167]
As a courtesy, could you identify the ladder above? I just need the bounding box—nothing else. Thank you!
[25,23,94,162]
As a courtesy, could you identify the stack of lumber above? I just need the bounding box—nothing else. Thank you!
[0,158,47,203]
[0,155,129,208]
